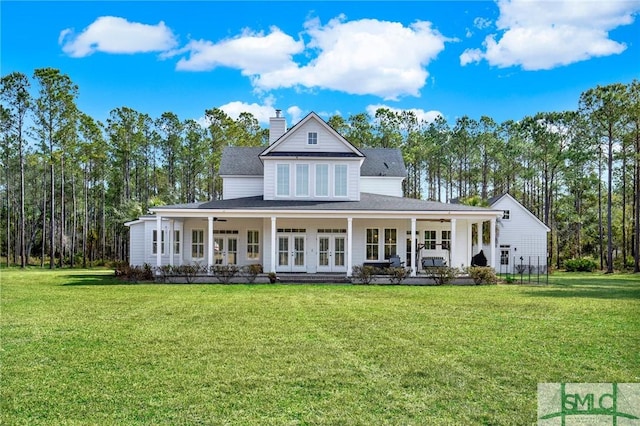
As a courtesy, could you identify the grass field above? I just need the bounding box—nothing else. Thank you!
[1,269,638,425]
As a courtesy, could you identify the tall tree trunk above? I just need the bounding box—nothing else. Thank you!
[49,154,55,269]
[606,127,614,273]
[19,133,25,267]
[82,166,88,268]
[59,155,64,268]
[5,162,10,267]
[71,171,77,268]
[598,145,604,270]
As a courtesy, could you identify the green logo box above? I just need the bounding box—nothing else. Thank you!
[538,383,640,425]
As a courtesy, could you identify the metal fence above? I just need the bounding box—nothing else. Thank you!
[496,256,549,284]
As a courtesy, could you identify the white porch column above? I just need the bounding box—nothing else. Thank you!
[466,221,472,268]
[207,216,214,272]
[347,217,353,277]
[270,216,277,273]
[156,214,162,268]
[410,217,417,277]
[450,218,457,268]
[476,222,482,254]
[169,219,174,266]
[490,218,496,268]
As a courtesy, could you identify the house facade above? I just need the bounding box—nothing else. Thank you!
[482,193,550,274]
[126,111,503,276]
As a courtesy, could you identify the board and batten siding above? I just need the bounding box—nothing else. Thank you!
[360,177,404,197]
[222,177,264,200]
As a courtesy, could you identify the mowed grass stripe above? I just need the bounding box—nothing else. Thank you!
[1,269,638,424]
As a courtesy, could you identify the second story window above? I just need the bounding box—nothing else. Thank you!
[277,164,290,196]
[334,164,347,197]
[315,164,329,196]
[296,164,309,197]
[308,132,318,145]
[502,210,511,220]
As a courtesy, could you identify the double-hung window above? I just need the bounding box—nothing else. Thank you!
[296,164,309,197]
[384,228,397,258]
[315,164,329,197]
[334,164,347,197]
[247,230,259,260]
[441,230,451,250]
[366,228,379,260]
[192,229,204,259]
[276,164,290,196]
[174,230,181,255]
[152,230,165,254]
[424,230,436,250]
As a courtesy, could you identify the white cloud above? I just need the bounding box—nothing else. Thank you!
[170,16,452,100]
[366,104,443,124]
[254,16,452,100]
[218,100,277,124]
[60,16,177,57]
[460,0,639,70]
[165,27,304,74]
[286,106,304,124]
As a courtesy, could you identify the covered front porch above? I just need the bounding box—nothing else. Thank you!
[133,211,499,277]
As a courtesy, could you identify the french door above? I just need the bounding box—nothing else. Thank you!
[214,236,238,266]
[277,234,306,272]
[317,235,346,272]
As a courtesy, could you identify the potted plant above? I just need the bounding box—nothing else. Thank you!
[268,272,278,283]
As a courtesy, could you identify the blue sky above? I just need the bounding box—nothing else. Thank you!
[2,1,639,127]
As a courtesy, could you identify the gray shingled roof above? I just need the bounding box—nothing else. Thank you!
[154,193,496,212]
[218,146,407,177]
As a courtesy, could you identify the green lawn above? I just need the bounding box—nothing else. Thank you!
[1,269,638,425]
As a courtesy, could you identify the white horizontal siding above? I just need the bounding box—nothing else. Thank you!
[128,223,146,266]
[275,121,352,153]
[360,177,404,197]
[223,177,263,200]
[490,196,548,261]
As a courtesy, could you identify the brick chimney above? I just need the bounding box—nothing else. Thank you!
[269,109,286,144]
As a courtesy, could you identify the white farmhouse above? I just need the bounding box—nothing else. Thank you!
[126,111,504,276]
[483,193,550,274]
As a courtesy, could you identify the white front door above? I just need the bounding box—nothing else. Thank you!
[214,236,238,266]
[317,235,346,273]
[277,234,306,272]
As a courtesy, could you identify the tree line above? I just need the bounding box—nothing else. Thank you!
[1,68,639,272]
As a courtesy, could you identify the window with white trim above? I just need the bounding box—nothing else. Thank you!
[308,132,318,145]
[441,230,451,250]
[502,210,510,220]
[247,230,259,260]
[174,230,180,255]
[334,164,347,197]
[192,229,204,259]
[424,230,436,250]
[276,164,290,196]
[384,228,397,258]
[152,230,165,254]
[315,164,329,196]
[366,228,379,260]
[295,164,309,197]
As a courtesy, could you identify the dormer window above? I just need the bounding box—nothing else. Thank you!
[308,132,318,145]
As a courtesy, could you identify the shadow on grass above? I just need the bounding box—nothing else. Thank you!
[62,273,149,286]
[524,285,640,300]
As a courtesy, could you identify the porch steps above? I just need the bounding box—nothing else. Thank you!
[275,273,352,284]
